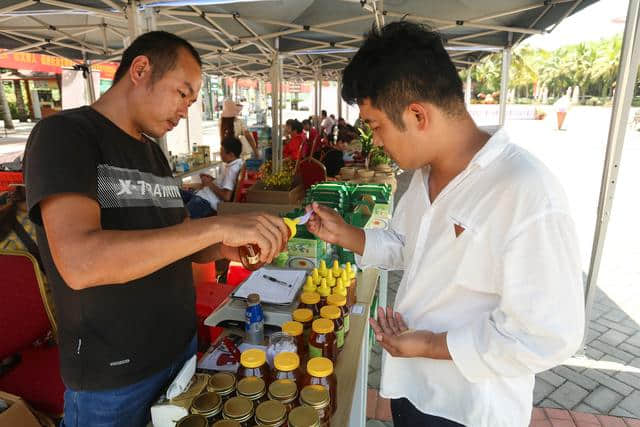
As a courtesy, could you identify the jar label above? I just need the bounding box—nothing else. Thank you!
[308,344,322,359]
[344,314,350,334]
[336,326,344,348]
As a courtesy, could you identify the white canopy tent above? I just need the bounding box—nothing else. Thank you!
[1,0,638,360]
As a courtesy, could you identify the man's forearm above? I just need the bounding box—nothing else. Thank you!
[52,217,225,289]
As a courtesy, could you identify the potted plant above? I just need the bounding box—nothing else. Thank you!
[357,123,374,169]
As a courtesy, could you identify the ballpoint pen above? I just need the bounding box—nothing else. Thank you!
[263,274,292,288]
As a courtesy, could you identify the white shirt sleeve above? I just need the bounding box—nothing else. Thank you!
[355,228,406,271]
[219,161,242,191]
[447,211,585,383]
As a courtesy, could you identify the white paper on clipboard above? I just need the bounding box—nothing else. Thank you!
[232,268,307,305]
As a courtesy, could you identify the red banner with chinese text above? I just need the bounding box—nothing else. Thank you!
[0,50,118,80]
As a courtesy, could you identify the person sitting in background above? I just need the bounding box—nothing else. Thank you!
[303,119,319,148]
[320,110,334,137]
[283,119,305,160]
[320,129,359,177]
[183,136,243,218]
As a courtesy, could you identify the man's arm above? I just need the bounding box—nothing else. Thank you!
[41,193,288,290]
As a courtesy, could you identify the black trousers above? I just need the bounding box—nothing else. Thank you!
[391,398,465,427]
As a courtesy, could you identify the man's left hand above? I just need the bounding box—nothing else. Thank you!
[369,307,451,360]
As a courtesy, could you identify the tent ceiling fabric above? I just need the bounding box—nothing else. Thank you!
[0,0,598,79]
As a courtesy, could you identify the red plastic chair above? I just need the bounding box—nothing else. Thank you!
[0,250,64,416]
[296,157,327,190]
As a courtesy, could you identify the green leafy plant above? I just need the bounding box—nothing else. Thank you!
[357,123,374,159]
[369,146,390,168]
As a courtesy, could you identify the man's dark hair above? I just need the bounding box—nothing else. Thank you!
[302,119,311,127]
[221,136,242,158]
[342,21,464,130]
[113,31,202,85]
[321,110,327,117]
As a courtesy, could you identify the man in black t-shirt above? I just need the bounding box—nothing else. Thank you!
[24,32,287,427]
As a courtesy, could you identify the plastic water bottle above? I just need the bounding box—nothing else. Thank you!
[245,293,265,345]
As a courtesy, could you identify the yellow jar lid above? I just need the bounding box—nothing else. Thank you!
[303,276,317,292]
[292,308,313,323]
[311,269,321,285]
[282,320,303,337]
[333,285,347,297]
[326,274,336,287]
[240,348,266,368]
[288,406,320,427]
[316,281,331,297]
[268,379,298,401]
[300,291,320,305]
[306,357,334,377]
[274,352,300,371]
[282,217,298,239]
[320,305,340,320]
[255,400,287,424]
[340,270,350,286]
[311,318,334,334]
[327,294,346,307]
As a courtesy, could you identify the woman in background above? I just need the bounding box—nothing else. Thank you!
[220,98,259,158]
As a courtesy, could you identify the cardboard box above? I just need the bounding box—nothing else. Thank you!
[246,182,305,205]
[0,391,42,427]
[217,202,300,216]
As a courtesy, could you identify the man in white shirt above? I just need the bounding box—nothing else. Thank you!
[306,22,584,427]
[320,110,335,137]
[184,136,243,218]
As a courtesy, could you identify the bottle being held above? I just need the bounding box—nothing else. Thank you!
[239,217,298,271]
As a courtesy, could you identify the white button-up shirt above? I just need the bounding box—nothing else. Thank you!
[357,128,585,427]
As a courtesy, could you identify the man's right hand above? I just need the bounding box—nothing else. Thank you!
[216,212,289,263]
[305,202,365,255]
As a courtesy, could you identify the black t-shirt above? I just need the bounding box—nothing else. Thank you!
[24,106,195,391]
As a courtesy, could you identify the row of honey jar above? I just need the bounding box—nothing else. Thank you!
[175,355,337,426]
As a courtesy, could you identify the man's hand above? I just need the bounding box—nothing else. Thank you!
[369,307,451,360]
[219,243,241,262]
[215,212,288,263]
[305,202,347,245]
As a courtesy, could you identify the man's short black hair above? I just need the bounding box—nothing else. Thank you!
[342,21,464,130]
[321,110,327,117]
[113,31,202,85]
[221,136,242,158]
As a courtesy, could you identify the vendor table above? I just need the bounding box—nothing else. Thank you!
[203,267,381,427]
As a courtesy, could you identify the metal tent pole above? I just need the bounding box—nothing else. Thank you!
[582,0,640,350]
[498,45,511,126]
[271,40,283,173]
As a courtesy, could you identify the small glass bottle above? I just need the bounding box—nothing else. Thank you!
[327,294,349,336]
[240,218,298,271]
[299,385,330,427]
[208,372,237,403]
[245,293,265,345]
[238,349,271,386]
[308,319,337,363]
[176,414,208,427]
[282,321,307,364]
[345,262,357,306]
[236,376,267,407]
[273,351,303,390]
[268,379,299,413]
[320,305,344,352]
[254,400,288,427]
[304,357,337,416]
[288,406,320,427]
[316,280,331,309]
[292,308,313,344]
[191,391,223,423]
[298,292,321,318]
[222,396,254,426]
